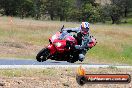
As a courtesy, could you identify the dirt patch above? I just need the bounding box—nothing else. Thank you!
[0,41,41,58]
[0,68,131,88]
[0,42,25,49]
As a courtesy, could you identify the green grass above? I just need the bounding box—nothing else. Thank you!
[87,24,132,64]
[0,69,57,77]
[0,68,74,77]
[88,44,132,64]
[126,17,132,24]
[121,45,132,63]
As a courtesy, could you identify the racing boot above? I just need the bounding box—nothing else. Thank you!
[79,54,85,62]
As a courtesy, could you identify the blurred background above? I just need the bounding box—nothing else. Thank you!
[0,0,132,24]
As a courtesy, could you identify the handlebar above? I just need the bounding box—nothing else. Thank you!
[60,25,64,32]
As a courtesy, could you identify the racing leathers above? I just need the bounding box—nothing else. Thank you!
[59,27,91,61]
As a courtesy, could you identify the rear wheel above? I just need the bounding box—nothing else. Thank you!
[36,48,50,62]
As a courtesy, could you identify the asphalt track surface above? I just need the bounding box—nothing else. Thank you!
[0,58,132,69]
[0,59,72,65]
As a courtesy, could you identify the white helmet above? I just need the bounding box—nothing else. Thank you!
[81,22,89,34]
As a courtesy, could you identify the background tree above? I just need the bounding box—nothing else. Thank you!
[44,0,57,20]
[111,0,132,17]
[0,0,18,16]
[56,0,72,21]
[0,0,34,18]
[100,4,121,24]
[18,0,34,19]
[0,0,131,23]
[81,3,100,22]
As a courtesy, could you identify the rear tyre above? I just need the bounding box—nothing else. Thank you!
[36,48,50,62]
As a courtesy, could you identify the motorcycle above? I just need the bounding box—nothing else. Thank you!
[36,25,97,63]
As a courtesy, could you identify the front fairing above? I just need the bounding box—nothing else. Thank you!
[49,32,61,43]
[47,44,57,55]
[53,40,68,53]
[47,40,68,55]
[48,32,77,54]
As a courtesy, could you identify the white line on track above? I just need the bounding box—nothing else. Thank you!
[0,65,132,69]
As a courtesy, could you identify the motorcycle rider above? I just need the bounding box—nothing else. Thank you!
[59,22,91,61]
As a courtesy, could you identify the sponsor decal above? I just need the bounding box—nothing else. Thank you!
[76,66,131,85]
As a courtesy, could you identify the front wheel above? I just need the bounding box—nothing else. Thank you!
[36,48,50,62]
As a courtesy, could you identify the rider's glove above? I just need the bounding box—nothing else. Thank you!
[75,45,85,50]
[75,45,80,49]
[67,30,72,33]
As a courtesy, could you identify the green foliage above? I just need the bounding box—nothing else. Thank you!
[81,0,97,6]
[100,4,121,24]
[67,1,101,22]
[0,0,18,16]
[18,0,34,18]
[0,0,131,23]
[0,0,34,18]
[82,3,101,23]
[57,0,72,21]
[44,0,57,20]
[67,7,82,22]
[99,0,132,24]
[111,0,132,17]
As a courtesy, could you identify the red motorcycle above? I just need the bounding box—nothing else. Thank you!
[36,26,96,63]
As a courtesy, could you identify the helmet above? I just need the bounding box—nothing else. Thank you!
[81,22,89,34]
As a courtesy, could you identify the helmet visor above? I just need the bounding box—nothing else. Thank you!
[81,27,89,34]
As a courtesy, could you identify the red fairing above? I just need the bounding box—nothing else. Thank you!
[48,32,77,54]
[65,36,77,45]
[49,32,61,43]
[53,40,67,53]
[47,44,56,55]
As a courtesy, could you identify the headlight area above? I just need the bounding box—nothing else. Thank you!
[54,42,62,47]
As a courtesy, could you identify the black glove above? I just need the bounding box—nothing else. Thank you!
[67,30,72,33]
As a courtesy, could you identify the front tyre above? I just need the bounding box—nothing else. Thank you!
[36,48,50,62]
